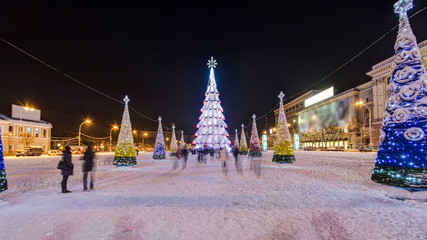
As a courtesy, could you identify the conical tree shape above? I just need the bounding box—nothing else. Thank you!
[240,124,248,154]
[372,0,427,189]
[193,57,231,149]
[249,114,262,157]
[169,125,178,156]
[180,131,186,149]
[0,128,8,193]
[153,117,166,159]
[114,96,137,166]
[273,91,296,163]
[234,129,240,150]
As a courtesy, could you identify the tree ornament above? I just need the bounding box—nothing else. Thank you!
[153,116,166,159]
[114,95,137,166]
[0,128,8,193]
[372,0,427,189]
[240,124,248,154]
[273,91,296,163]
[249,114,262,157]
[193,57,231,150]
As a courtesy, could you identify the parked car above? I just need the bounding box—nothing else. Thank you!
[359,146,373,152]
[48,150,62,156]
[303,146,316,151]
[15,147,43,157]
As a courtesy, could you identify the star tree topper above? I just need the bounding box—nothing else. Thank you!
[252,114,256,121]
[124,95,130,105]
[158,116,162,122]
[394,0,413,15]
[207,57,218,68]
[278,91,285,101]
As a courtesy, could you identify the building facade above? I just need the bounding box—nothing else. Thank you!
[275,40,427,150]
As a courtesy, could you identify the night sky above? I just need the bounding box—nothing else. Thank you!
[0,0,426,138]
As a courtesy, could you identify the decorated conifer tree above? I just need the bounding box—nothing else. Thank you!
[193,57,231,149]
[169,124,178,156]
[180,131,186,149]
[273,91,296,163]
[249,114,262,157]
[0,128,8,193]
[372,0,427,189]
[240,124,248,154]
[114,96,137,166]
[153,116,166,159]
[233,129,240,150]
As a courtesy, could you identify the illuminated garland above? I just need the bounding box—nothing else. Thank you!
[193,57,231,149]
[273,92,295,163]
[114,96,137,166]
[372,0,427,189]
[0,128,7,193]
[249,114,262,157]
[153,117,166,159]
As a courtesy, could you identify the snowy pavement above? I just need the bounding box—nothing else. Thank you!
[0,151,426,240]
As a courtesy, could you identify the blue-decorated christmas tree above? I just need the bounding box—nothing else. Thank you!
[153,116,166,159]
[0,128,8,192]
[114,96,137,166]
[372,0,427,189]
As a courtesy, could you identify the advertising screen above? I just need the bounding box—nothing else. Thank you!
[298,98,351,132]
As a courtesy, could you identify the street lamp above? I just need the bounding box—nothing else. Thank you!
[143,132,148,151]
[78,119,91,147]
[355,101,373,148]
[109,125,119,151]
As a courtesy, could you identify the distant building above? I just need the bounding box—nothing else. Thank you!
[0,105,52,155]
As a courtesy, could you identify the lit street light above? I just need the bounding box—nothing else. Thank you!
[355,101,373,148]
[109,125,119,152]
[78,119,91,147]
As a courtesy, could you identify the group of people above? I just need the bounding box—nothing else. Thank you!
[59,146,95,193]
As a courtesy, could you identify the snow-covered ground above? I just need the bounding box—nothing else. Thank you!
[0,151,426,240]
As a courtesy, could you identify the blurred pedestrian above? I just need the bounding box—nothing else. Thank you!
[249,154,261,178]
[60,146,73,193]
[81,146,95,191]
[220,148,229,175]
[173,148,181,170]
[233,147,243,175]
[181,146,189,170]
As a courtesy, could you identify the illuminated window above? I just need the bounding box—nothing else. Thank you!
[35,128,40,137]
[27,127,32,135]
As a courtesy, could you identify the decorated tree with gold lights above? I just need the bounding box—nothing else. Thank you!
[114,96,137,166]
[249,114,262,157]
[153,116,166,159]
[372,0,427,189]
[0,128,7,193]
[240,124,248,154]
[169,124,178,156]
[273,91,295,163]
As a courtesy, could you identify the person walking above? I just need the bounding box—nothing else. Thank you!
[233,147,242,174]
[81,146,95,191]
[173,148,181,170]
[60,146,73,193]
[220,148,229,175]
[181,146,189,170]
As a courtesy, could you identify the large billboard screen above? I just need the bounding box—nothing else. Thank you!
[298,98,351,132]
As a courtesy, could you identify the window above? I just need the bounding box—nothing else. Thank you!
[35,128,40,138]
[8,126,13,133]
[8,145,13,153]
[27,127,32,135]
[43,129,47,138]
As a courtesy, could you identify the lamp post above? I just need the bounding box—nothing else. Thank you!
[78,119,91,147]
[109,125,119,152]
[355,101,373,148]
[143,132,148,151]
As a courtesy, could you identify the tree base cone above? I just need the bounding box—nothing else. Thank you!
[153,154,166,160]
[239,151,248,155]
[113,157,137,166]
[371,165,427,190]
[273,155,295,163]
[0,169,7,193]
[248,151,262,157]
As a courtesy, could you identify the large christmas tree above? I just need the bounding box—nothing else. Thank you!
[240,124,248,154]
[169,124,178,155]
[114,96,137,166]
[0,128,7,193]
[180,131,186,149]
[233,129,240,150]
[273,92,295,163]
[153,116,166,159]
[249,114,262,157]
[372,0,427,189]
[193,57,231,149]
